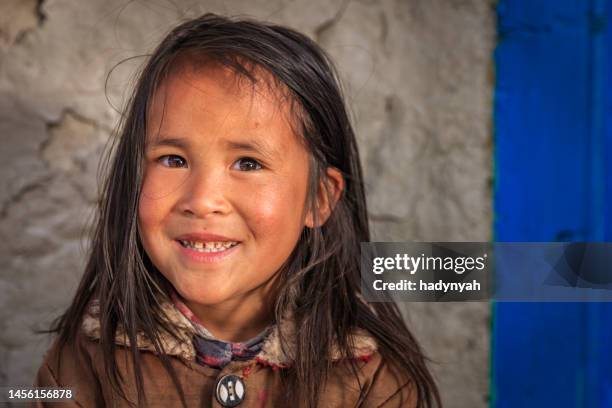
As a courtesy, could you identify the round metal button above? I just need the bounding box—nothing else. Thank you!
[215,374,246,407]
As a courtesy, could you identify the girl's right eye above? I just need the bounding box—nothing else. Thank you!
[157,155,187,168]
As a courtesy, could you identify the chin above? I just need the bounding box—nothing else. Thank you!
[177,286,232,307]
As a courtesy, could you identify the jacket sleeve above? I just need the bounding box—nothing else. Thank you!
[31,337,105,408]
[358,353,418,408]
[31,360,83,408]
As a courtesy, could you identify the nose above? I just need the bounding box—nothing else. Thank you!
[176,166,231,218]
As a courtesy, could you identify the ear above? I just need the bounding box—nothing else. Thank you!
[305,167,345,228]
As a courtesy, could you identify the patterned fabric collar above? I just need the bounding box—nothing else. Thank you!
[170,292,272,369]
[81,297,378,369]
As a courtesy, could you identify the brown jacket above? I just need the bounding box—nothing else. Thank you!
[33,301,416,407]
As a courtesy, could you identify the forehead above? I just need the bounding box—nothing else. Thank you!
[147,56,302,147]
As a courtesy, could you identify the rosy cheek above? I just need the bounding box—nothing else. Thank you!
[248,203,280,237]
[248,186,305,238]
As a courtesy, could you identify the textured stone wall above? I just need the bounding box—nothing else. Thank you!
[0,0,494,406]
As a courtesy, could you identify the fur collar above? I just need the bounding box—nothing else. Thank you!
[81,300,377,368]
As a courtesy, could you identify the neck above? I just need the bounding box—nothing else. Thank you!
[183,291,275,342]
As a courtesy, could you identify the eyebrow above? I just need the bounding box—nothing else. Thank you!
[146,136,278,159]
[145,136,190,149]
[224,139,277,159]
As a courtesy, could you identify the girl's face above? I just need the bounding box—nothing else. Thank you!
[138,60,311,322]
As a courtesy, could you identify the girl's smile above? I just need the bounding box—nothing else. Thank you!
[138,58,313,341]
[176,231,241,262]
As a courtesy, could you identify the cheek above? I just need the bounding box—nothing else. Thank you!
[243,179,308,240]
[141,165,192,200]
[138,169,176,232]
[138,171,157,227]
[137,197,163,240]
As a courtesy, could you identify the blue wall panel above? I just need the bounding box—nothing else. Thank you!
[494,1,612,407]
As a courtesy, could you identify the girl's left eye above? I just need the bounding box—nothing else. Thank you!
[232,157,263,171]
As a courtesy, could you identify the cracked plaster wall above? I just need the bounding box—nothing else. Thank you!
[0,1,495,407]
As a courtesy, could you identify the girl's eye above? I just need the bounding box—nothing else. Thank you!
[232,157,262,171]
[158,155,187,168]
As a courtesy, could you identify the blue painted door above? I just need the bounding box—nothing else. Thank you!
[493,1,612,407]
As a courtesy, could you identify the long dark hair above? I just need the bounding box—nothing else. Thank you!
[49,13,440,407]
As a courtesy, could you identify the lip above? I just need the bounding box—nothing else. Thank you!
[175,232,240,243]
[174,232,241,264]
[175,239,240,263]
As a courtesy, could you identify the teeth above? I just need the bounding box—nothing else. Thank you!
[179,240,238,253]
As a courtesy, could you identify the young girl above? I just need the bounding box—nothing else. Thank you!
[35,13,440,408]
